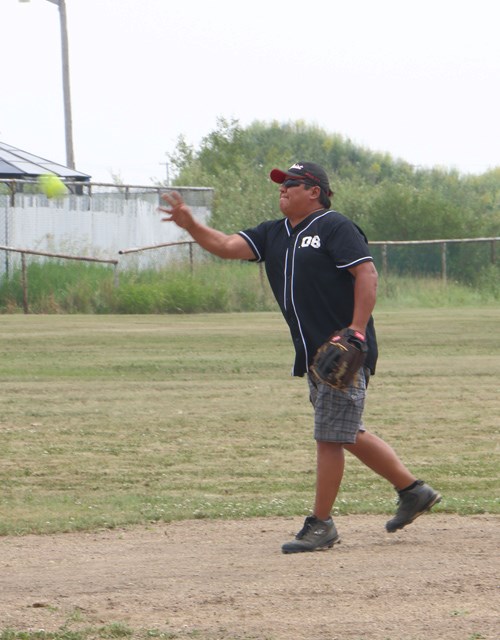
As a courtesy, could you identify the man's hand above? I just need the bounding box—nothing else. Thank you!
[310,328,368,391]
[159,191,195,231]
[158,190,254,260]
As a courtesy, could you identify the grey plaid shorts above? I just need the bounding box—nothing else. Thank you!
[307,368,368,444]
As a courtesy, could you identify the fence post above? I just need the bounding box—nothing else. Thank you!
[113,263,119,289]
[189,242,194,274]
[382,243,388,279]
[21,252,29,314]
[441,242,447,285]
[491,239,496,264]
[259,263,267,305]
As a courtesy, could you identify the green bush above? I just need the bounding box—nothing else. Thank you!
[0,261,116,313]
[115,282,165,313]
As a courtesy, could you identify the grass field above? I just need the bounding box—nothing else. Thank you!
[0,308,499,536]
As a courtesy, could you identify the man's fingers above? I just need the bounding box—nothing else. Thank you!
[158,191,192,228]
[161,190,183,207]
[157,205,171,217]
[159,191,184,221]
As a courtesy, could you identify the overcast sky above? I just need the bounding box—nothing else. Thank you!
[2,0,499,185]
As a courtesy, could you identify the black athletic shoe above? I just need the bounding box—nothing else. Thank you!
[281,515,340,554]
[386,480,441,533]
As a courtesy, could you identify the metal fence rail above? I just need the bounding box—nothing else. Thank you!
[0,244,118,314]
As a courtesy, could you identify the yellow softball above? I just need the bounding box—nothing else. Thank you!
[38,174,68,198]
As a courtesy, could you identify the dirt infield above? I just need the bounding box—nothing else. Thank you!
[1,514,498,640]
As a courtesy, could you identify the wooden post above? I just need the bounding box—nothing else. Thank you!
[21,252,29,314]
[441,242,447,285]
[382,243,388,279]
[189,242,194,274]
[259,262,266,305]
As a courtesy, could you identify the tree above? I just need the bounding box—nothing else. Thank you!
[165,118,500,242]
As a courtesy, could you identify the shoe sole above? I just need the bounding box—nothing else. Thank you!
[386,493,442,533]
[281,535,341,554]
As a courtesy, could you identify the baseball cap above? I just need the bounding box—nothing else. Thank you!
[269,162,333,196]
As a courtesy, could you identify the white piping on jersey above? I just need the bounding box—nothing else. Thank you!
[338,256,372,269]
[283,220,292,311]
[287,210,334,370]
[283,248,289,310]
[238,231,261,261]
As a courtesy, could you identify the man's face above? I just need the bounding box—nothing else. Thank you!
[279,178,318,218]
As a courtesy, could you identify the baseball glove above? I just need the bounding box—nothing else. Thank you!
[310,328,368,390]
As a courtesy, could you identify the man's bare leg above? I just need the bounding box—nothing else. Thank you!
[345,430,441,532]
[313,441,345,520]
[344,430,415,490]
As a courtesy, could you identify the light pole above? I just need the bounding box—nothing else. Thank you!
[19,0,75,169]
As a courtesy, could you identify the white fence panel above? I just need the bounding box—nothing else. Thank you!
[0,184,213,275]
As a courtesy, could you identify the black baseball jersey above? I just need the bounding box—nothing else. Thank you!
[239,209,378,377]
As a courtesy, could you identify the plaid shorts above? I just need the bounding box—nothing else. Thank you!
[307,368,368,444]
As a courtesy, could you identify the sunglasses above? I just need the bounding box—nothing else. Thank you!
[282,178,309,189]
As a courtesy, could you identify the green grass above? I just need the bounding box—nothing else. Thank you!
[0,622,145,640]
[1,260,499,314]
[0,308,499,536]
[0,260,277,314]
[0,625,259,640]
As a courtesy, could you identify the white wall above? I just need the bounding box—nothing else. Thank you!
[0,187,212,273]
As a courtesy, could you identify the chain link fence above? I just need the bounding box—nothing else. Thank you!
[0,179,498,311]
[371,237,498,284]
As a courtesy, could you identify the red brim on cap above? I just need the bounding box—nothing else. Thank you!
[270,167,333,196]
[270,168,294,184]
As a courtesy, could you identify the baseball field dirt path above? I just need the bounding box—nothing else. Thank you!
[1,514,498,639]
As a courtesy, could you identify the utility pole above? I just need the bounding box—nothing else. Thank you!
[56,0,75,169]
[159,161,170,186]
[19,0,76,169]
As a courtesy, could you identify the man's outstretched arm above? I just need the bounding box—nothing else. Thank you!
[159,191,254,260]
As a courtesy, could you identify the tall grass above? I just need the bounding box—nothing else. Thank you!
[0,260,499,313]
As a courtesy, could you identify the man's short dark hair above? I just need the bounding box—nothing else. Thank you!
[303,182,332,209]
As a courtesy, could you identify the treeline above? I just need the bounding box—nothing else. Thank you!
[165,118,500,243]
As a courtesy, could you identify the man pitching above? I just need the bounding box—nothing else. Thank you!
[159,161,441,553]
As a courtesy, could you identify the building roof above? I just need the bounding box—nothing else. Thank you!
[0,141,91,181]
